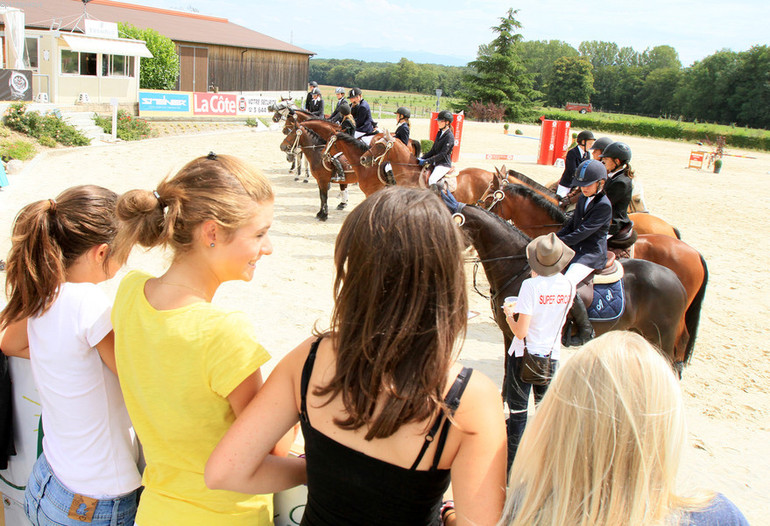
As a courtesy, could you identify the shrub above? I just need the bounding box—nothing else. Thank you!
[245,117,258,127]
[38,136,57,148]
[0,139,36,161]
[467,101,507,122]
[420,139,434,153]
[94,110,154,141]
[3,103,90,146]
[515,129,523,135]
[537,107,770,151]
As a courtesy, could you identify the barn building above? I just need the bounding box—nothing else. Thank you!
[1,0,313,104]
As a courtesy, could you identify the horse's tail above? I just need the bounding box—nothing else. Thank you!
[682,253,708,365]
[673,226,682,239]
[410,139,421,157]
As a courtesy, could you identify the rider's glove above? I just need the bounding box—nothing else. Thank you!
[417,158,426,166]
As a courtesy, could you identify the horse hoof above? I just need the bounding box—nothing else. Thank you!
[294,177,300,182]
[336,203,347,210]
[317,215,328,222]
[303,179,309,184]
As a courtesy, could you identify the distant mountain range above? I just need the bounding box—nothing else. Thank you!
[298,43,473,67]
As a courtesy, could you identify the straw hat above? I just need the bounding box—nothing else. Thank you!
[526,233,575,276]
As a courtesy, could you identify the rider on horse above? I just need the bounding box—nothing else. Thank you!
[555,159,612,346]
[348,88,376,142]
[305,81,318,111]
[590,136,613,160]
[600,142,636,258]
[418,110,455,190]
[557,130,595,198]
[394,107,411,146]
[328,87,347,123]
[308,87,325,119]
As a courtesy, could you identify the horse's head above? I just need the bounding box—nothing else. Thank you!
[361,131,393,167]
[280,125,303,161]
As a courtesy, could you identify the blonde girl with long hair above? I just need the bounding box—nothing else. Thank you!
[500,331,748,526]
[0,185,141,526]
[110,153,301,526]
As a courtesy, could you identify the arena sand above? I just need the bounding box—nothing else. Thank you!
[1,119,767,523]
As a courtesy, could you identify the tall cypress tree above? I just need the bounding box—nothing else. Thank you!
[457,9,538,121]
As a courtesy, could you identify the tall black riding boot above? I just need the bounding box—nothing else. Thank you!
[569,298,595,347]
[330,157,345,183]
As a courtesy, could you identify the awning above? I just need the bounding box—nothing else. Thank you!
[61,34,153,58]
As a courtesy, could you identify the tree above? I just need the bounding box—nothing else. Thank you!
[641,45,681,71]
[119,23,179,90]
[546,56,594,106]
[519,40,579,93]
[457,9,538,121]
[639,68,682,116]
[579,41,620,68]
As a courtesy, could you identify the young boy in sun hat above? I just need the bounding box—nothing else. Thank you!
[502,232,575,469]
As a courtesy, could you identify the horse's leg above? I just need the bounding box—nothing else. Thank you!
[316,180,329,221]
[303,156,310,183]
[336,183,349,210]
[293,152,301,181]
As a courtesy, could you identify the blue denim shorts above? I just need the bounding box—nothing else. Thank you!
[24,453,139,526]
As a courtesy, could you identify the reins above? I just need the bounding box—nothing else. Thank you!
[482,189,565,229]
[470,254,530,302]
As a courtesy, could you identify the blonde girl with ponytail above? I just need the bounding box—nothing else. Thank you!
[110,153,302,526]
[0,185,141,526]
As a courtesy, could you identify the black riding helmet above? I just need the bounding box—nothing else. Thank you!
[437,110,453,122]
[396,107,410,119]
[576,130,595,144]
[349,87,363,98]
[590,137,614,152]
[600,141,632,162]
[338,102,351,116]
[572,159,607,187]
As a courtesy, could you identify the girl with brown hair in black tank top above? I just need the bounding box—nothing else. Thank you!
[206,187,507,526]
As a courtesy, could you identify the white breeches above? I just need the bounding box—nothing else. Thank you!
[428,165,451,185]
[564,263,594,288]
[354,131,374,145]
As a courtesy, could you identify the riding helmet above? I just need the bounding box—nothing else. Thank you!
[437,110,453,122]
[600,141,632,162]
[335,87,346,94]
[311,87,321,96]
[572,159,608,186]
[309,81,318,87]
[576,130,596,144]
[349,87,363,98]
[396,107,411,119]
[338,102,351,116]
[590,136,614,152]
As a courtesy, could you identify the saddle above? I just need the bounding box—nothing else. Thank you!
[420,165,457,189]
[577,252,624,307]
[608,223,638,259]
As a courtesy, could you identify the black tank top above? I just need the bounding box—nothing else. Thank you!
[299,337,472,526]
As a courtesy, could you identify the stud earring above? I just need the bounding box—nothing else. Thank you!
[210,243,215,247]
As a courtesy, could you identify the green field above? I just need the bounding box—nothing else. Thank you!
[315,86,457,119]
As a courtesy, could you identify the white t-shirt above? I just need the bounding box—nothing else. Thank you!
[508,274,574,360]
[28,282,141,498]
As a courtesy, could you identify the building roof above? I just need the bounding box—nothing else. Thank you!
[13,0,314,56]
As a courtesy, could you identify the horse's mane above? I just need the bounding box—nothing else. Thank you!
[300,125,326,145]
[335,132,369,153]
[466,205,531,244]
[509,170,556,198]
[503,184,566,223]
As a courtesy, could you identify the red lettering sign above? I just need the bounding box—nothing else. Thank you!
[193,93,237,116]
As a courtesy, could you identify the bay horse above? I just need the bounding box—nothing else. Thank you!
[481,182,707,366]
[322,132,389,197]
[489,167,681,238]
[280,123,354,221]
[270,102,314,181]
[453,204,690,380]
[360,131,494,204]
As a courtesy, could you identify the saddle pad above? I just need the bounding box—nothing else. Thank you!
[588,280,625,321]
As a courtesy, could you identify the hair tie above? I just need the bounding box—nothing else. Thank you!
[152,190,167,210]
[207,151,218,161]
[48,198,57,214]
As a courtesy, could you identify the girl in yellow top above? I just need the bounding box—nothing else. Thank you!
[110,153,303,526]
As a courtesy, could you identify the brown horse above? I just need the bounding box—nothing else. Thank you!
[322,132,390,197]
[487,168,681,238]
[360,131,494,204]
[269,103,317,180]
[481,182,707,368]
[280,123,354,221]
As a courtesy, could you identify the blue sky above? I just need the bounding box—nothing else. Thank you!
[124,0,767,67]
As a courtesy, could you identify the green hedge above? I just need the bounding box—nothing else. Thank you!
[537,108,770,151]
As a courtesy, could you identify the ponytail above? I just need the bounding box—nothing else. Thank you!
[112,154,273,264]
[1,185,118,327]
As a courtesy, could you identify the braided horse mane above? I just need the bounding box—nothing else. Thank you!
[502,183,567,224]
